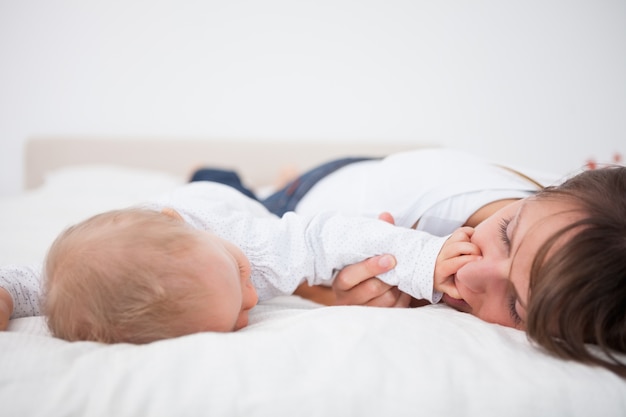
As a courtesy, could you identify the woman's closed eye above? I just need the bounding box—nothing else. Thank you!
[498,217,512,253]
[507,292,522,327]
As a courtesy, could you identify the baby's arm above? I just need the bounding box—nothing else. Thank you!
[158,182,465,303]
[225,209,460,303]
[433,227,481,300]
[232,210,449,302]
[298,213,452,303]
[0,264,43,329]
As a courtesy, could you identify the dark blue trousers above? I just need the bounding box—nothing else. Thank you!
[190,157,373,216]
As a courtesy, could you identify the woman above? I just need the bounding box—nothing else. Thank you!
[192,148,626,376]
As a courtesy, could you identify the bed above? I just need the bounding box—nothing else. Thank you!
[2,138,625,417]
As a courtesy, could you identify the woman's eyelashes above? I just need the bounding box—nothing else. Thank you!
[498,217,512,252]
[507,292,522,326]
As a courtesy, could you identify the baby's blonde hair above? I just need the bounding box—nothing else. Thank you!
[44,208,210,344]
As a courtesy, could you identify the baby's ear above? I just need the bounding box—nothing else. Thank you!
[161,207,184,222]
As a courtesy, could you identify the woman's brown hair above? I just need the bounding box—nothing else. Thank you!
[527,166,626,377]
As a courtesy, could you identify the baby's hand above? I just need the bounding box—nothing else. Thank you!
[0,287,13,331]
[434,227,481,299]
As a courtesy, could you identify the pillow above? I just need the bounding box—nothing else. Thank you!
[0,165,184,264]
[41,164,184,196]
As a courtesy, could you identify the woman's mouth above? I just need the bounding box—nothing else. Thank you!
[442,294,471,313]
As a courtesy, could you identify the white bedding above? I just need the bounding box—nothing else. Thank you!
[1,165,625,417]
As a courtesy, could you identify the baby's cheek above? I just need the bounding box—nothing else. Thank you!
[245,283,259,309]
[233,310,250,331]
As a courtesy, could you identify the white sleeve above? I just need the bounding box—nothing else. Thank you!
[0,264,43,318]
[155,182,447,303]
[265,211,448,303]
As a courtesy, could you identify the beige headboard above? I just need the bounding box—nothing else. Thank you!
[24,138,430,190]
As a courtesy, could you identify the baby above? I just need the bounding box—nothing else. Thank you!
[1,182,479,343]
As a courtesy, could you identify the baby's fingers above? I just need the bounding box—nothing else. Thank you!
[447,226,474,243]
[437,254,482,283]
[436,254,482,299]
[440,240,481,260]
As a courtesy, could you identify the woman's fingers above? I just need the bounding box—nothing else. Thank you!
[333,254,399,306]
[333,254,396,291]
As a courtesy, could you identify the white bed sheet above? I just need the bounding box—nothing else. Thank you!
[1,165,625,417]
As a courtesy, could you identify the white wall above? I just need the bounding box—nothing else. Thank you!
[1,0,624,196]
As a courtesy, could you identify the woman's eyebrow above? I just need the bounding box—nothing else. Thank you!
[508,202,529,313]
[509,203,526,253]
[513,282,528,311]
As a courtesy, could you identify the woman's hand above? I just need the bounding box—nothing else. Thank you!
[331,212,412,308]
[332,254,412,307]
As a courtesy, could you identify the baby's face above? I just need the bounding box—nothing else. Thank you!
[185,230,259,332]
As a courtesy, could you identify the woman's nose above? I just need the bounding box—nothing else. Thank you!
[457,259,507,295]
